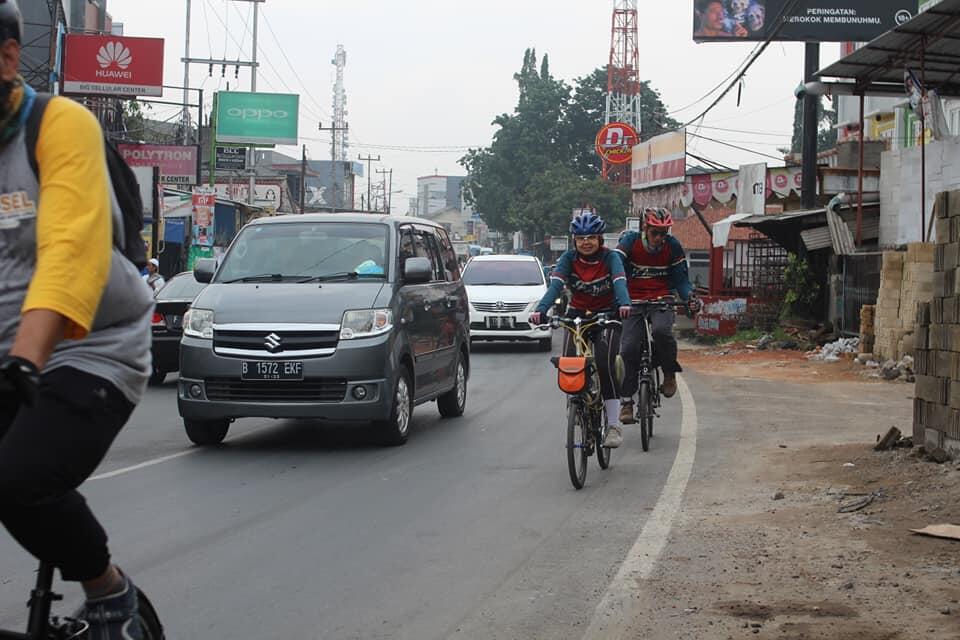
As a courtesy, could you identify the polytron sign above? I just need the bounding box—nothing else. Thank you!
[63,35,164,97]
[595,122,638,165]
[216,92,300,146]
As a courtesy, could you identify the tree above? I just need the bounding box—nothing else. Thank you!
[786,97,838,155]
[461,53,675,234]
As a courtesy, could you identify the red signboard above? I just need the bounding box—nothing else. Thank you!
[63,34,164,97]
[696,296,749,337]
[117,144,199,185]
[595,122,638,165]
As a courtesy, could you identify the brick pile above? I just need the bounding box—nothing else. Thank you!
[872,244,935,362]
[913,191,960,455]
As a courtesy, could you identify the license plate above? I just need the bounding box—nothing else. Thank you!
[485,316,515,329]
[241,361,304,381]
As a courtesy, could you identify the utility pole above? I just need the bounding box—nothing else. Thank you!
[300,144,307,213]
[801,43,820,210]
[181,0,191,144]
[359,154,381,212]
[181,0,264,202]
[376,168,394,214]
[319,122,348,212]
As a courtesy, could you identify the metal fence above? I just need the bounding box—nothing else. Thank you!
[839,252,882,336]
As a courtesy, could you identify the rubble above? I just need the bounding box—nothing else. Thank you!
[807,337,860,362]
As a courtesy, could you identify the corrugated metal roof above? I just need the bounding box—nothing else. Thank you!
[817,0,960,96]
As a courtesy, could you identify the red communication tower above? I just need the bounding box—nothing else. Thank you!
[603,0,641,183]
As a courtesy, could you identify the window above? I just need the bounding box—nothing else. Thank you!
[688,250,710,289]
[215,222,389,283]
[434,228,461,281]
[462,260,544,286]
[418,229,446,282]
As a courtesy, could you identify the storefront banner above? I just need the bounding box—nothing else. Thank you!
[631,130,686,190]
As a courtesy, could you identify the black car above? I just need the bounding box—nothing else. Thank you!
[150,272,207,385]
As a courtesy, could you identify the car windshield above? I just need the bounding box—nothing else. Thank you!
[462,260,544,286]
[214,222,389,283]
[156,273,206,300]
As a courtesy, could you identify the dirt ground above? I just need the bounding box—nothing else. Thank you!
[615,347,960,639]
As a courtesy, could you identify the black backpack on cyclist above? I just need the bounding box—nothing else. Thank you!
[23,93,148,270]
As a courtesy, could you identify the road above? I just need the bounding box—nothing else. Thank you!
[0,336,694,639]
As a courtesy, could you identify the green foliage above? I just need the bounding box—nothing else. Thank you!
[461,52,678,233]
[781,253,819,319]
[784,97,838,155]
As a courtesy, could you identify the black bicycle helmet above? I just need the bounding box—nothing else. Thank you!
[0,0,21,45]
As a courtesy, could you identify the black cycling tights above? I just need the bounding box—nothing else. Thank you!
[562,313,622,401]
[0,367,133,582]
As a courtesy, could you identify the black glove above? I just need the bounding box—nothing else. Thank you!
[0,356,41,409]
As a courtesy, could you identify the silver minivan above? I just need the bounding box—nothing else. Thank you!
[178,214,470,446]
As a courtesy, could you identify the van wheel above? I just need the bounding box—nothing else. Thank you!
[148,366,166,386]
[375,368,413,446]
[438,355,467,418]
[184,418,230,446]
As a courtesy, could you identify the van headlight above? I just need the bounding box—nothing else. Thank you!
[340,309,393,340]
[183,308,215,339]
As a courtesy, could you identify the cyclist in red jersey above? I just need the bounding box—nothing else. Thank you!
[615,208,699,423]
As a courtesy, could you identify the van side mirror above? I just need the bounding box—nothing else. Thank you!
[194,258,216,284]
[403,257,432,284]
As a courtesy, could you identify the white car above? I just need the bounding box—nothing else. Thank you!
[462,255,553,350]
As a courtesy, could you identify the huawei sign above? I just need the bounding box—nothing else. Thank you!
[64,34,164,97]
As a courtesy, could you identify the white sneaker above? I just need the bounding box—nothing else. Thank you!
[602,425,623,448]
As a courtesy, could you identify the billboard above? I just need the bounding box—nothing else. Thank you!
[215,146,247,171]
[192,187,216,247]
[118,144,200,185]
[692,1,916,43]
[596,122,639,165]
[63,34,164,97]
[631,130,686,191]
[216,92,299,146]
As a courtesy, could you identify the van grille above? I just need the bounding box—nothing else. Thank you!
[213,329,339,356]
[204,378,347,403]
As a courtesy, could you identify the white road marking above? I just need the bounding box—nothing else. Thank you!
[89,424,272,481]
[90,450,199,481]
[581,374,699,639]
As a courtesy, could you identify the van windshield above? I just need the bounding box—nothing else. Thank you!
[215,222,389,283]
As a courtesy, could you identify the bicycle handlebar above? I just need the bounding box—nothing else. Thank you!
[534,313,621,330]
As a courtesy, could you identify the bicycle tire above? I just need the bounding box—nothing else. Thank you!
[137,588,165,640]
[596,406,611,470]
[567,402,589,490]
[639,382,651,452]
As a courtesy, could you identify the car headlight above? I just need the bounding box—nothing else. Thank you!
[183,308,215,339]
[340,309,393,340]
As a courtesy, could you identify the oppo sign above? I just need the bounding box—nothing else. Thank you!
[216,91,299,146]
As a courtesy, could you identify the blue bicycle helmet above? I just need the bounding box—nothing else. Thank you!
[569,211,606,236]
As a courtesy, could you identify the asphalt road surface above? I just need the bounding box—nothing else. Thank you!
[0,334,694,639]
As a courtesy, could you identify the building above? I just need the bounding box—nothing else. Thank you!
[413,174,486,244]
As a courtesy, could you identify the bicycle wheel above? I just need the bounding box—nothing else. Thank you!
[639,382,651,452]
[596,406,611,470]
[137,588,166,639]
[566,402,589,490]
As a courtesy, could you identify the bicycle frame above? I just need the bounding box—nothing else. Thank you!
[0,562,86,640]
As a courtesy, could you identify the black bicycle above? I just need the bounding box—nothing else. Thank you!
[0,560,165,639]
[541,313,621,490]
[627,297,689,452]
[0,561,164,639]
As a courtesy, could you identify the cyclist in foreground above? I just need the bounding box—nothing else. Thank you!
[529,211,631,447]
[615,207,698,424]
[0,2,155,637]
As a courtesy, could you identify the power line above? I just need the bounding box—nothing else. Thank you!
[688,132,796,165]
[681,0,804,128]
[696,124,792,138]
[260,12,332,120]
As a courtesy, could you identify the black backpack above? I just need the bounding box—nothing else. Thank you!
[24,93,147,270]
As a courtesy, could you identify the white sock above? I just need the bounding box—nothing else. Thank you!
[604,399,620,426]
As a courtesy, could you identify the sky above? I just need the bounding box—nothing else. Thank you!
[104,0,846,208]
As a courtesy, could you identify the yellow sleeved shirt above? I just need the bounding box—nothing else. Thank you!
[21,97,112,339]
